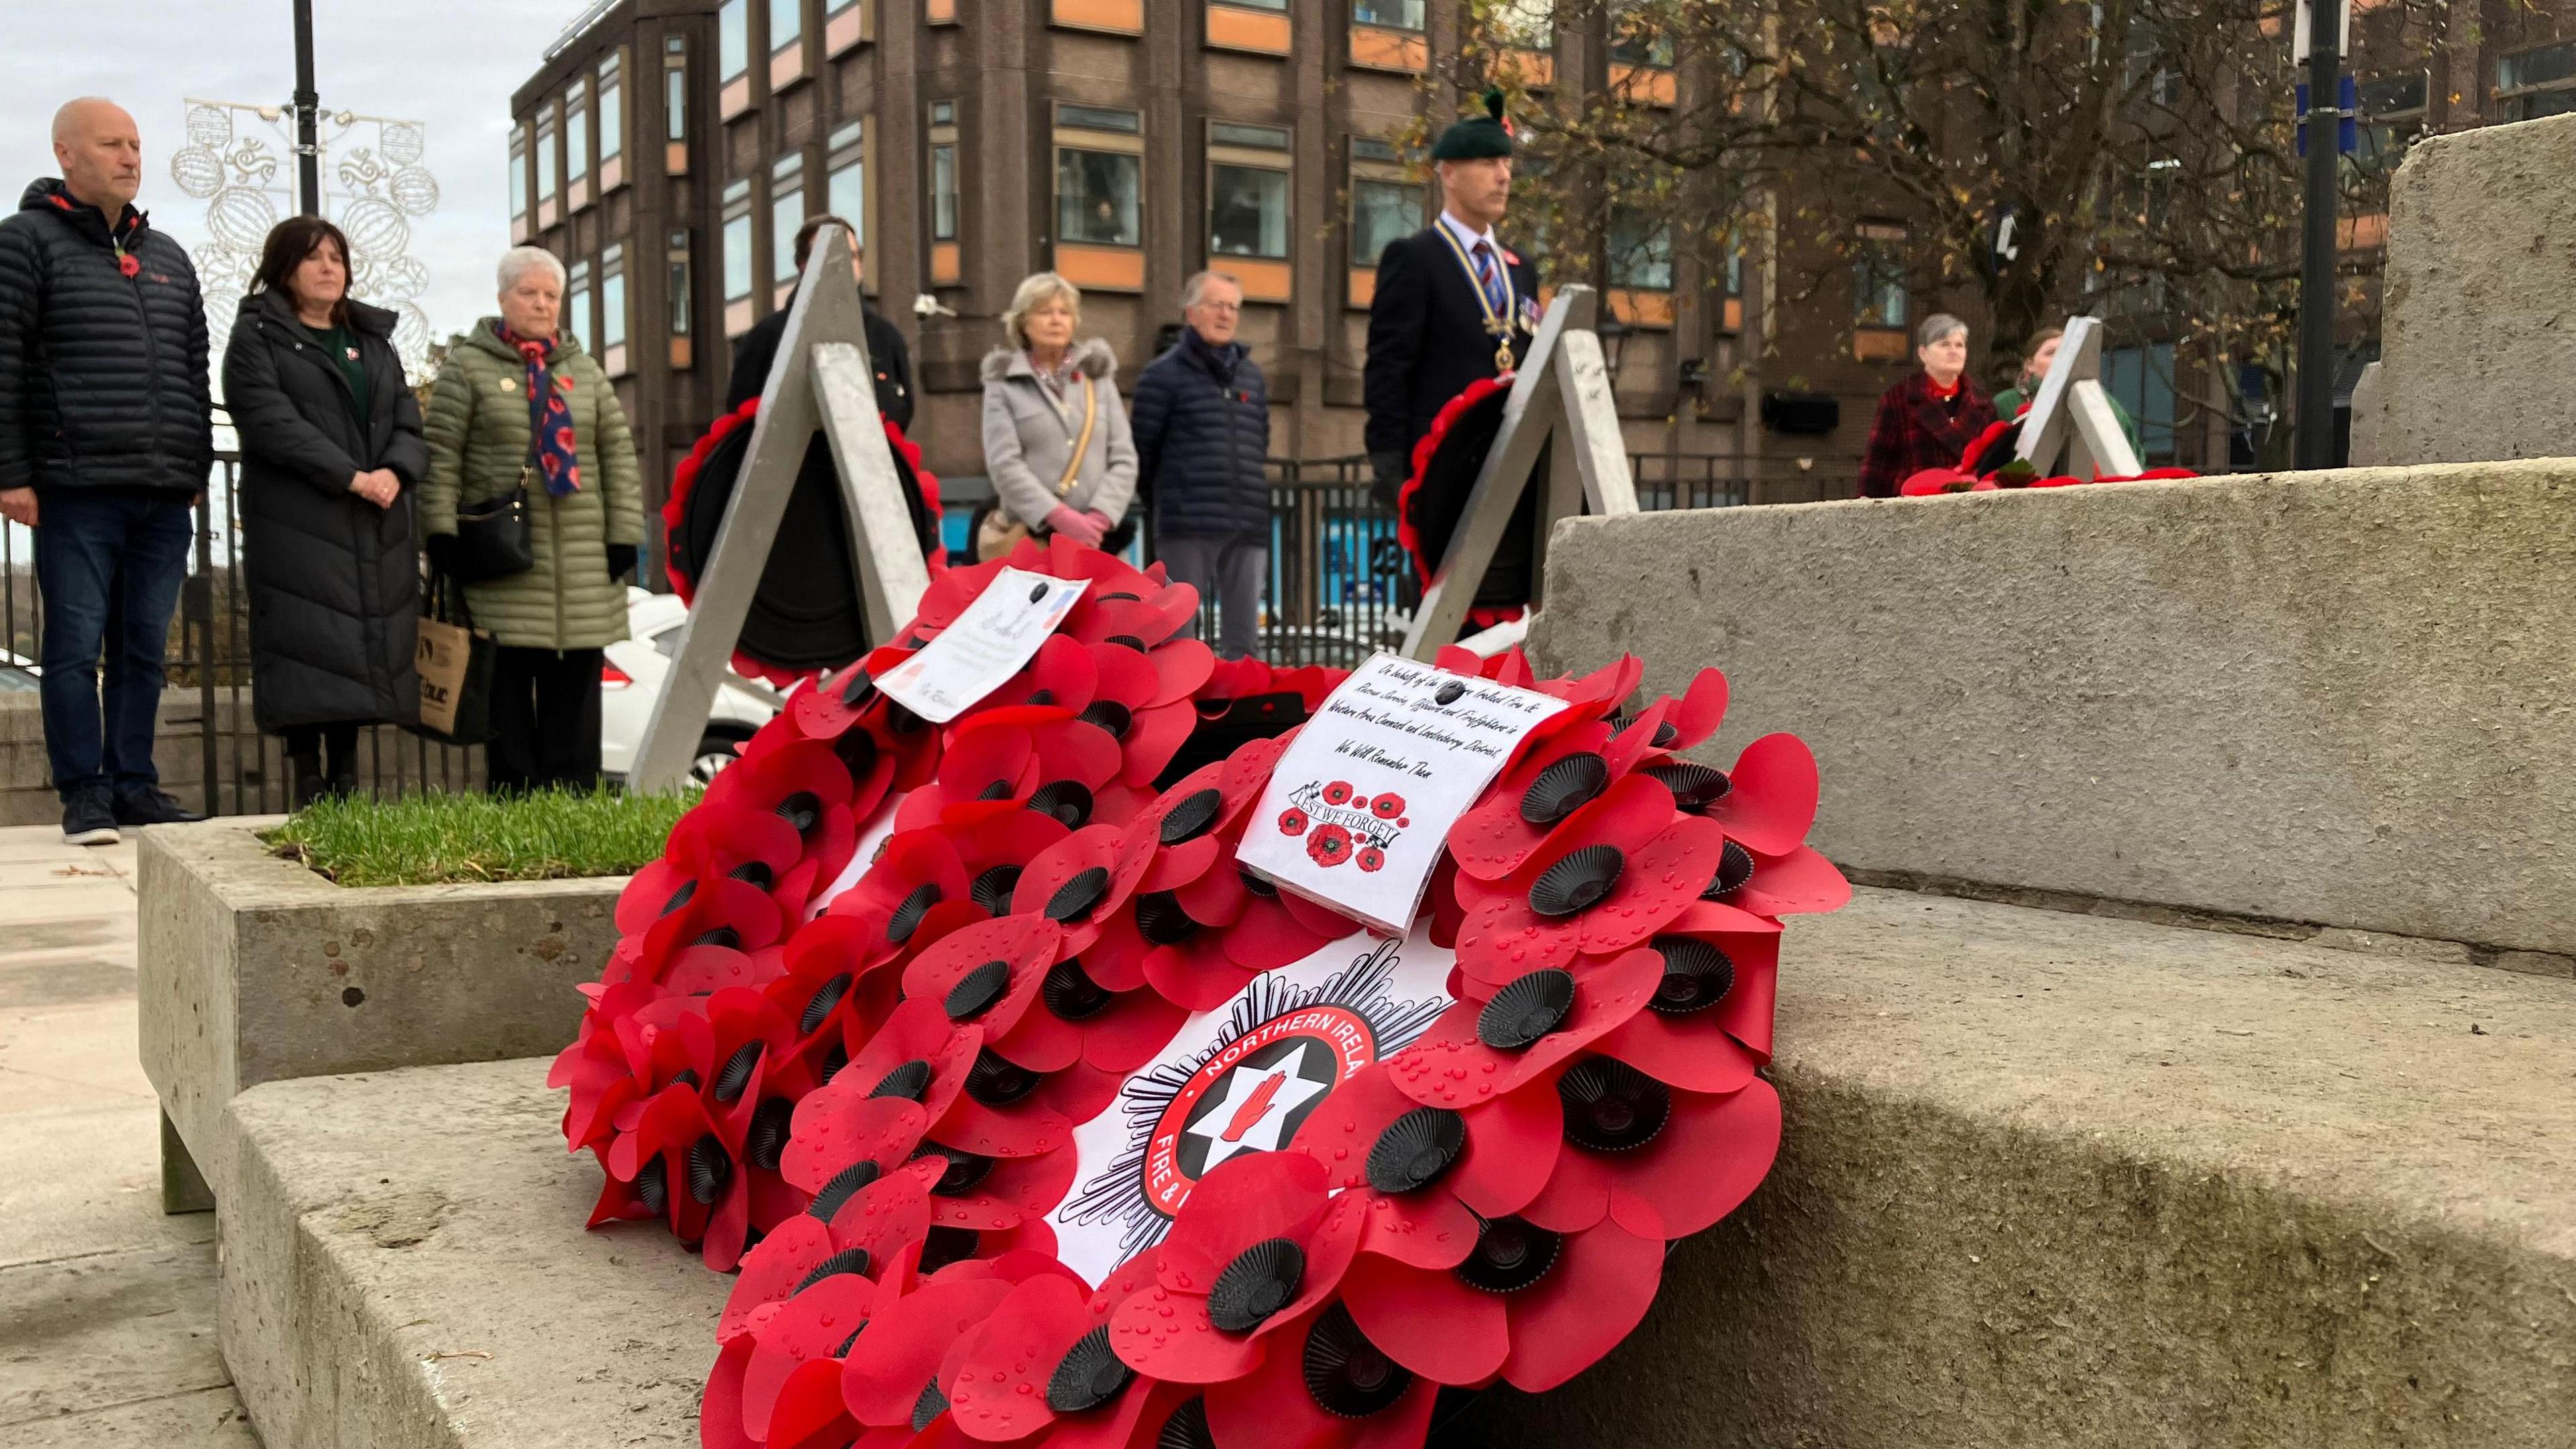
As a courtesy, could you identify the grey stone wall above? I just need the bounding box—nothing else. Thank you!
[1527,462,2576,958]
[2356,111,2576,466]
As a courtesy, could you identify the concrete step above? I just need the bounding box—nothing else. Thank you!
[1468,888,2576,1449]
[221,1058,723,1449]
[219,888,2575,1448]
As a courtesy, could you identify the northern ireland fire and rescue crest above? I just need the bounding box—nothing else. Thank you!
[1048,922,1454,1283]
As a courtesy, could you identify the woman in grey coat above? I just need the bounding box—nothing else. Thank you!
[980,272,1136,550]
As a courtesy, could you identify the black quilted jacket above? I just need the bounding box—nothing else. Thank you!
[1131,329,1271,542]
[0,178,213,494]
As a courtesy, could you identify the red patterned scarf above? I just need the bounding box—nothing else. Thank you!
[496,321,581,496]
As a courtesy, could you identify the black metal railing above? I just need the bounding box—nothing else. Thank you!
[1162,452,1767,668]
[3,441,1776,816]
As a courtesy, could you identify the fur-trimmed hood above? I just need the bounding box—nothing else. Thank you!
[981,336,1118,384]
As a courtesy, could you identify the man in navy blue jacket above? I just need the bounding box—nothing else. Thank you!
[1132,272,1269,659]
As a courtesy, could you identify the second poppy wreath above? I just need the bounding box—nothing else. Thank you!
[551,533,1849,1449]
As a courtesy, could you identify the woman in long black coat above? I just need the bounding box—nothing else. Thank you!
[221,217,426,806]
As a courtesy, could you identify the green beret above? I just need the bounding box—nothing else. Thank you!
[1432,87,1514,162]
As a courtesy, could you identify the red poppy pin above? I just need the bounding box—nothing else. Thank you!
[117,254,140,278]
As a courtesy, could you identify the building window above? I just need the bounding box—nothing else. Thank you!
[1608,1,1672,67]
[2497,40,2576,121]
[930,138,958,241]
[1055,104,1143,248]
[771,0,803,50]
[1349,136,1421,272]
[507,127,527,220]
[668,229,693,336]
[598,54,623,166]
[771,153,804,297]
[665,38,688,140]
[2356,70,2428,172]
[1607,206,1672,290]
[1354,0,1424,26]
[567,258,593,347]
[722,178,755,335]
[1853,222,1907,329]
[720,0,750,81]
[600,244,629,374]
[2104,342,2178,462]
[566,79,590,182]
[535,105,557,200]
[1208,121,1290,260]
[827,120,866,248]
[1495,0,1552,49]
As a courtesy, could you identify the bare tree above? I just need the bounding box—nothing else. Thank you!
[1422,0,2442,445]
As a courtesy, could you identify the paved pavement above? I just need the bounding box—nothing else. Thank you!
[0,824,258,1445]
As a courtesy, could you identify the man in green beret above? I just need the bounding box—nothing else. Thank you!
[1364,89,1543,604]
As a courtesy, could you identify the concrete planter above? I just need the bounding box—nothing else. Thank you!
[138,818,625,1211]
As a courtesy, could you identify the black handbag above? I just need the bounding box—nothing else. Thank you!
[410,568,498,747]
[451,426,541,582]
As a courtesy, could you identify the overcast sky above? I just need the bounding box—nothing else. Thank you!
[0,0,588,363]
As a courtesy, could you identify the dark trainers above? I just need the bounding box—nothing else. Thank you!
[62,794,121,847]
[113,788,206,827]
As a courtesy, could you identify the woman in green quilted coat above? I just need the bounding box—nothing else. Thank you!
[419,246,643,793]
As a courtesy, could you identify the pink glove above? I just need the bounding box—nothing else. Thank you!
[1045,504,1104,547]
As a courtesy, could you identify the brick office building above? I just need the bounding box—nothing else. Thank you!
[507,0,1769,535]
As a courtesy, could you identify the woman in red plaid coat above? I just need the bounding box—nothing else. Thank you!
[1858,314,1997,497]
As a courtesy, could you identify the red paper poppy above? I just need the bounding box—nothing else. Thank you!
[1451,775,1724,985]
[1107,1150,1362,1385]
[1338,1210,1665,1392]
[1447,718,1615,882]
[944,1252,1163,1443]
[1593,907,1780,1092]
[1705,733,1821,858]
[1523,1068,1782,1241]
[899,913,1065,1047]
[840,1272,1020,1431]
[1201,1301,1438,1449]
[1386,947,1662,1111]
[720,1153,944,1344]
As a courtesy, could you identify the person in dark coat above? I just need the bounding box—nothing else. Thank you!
[1133,271,1269,659]
[1858,313,1998,498]
[722,213,936,559]
[728,215,915,429]
[221,216,426,807]
[1363,89,1540,614]
[0,98,212,845]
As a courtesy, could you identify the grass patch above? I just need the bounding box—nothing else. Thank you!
[266,788,696,888]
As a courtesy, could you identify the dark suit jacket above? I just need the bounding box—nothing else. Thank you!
[1362,223,1539,460]
[725,299,915,430]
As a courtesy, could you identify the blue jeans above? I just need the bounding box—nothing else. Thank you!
[33,488,195,802]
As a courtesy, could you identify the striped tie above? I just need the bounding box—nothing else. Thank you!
[1472,239,1505,313]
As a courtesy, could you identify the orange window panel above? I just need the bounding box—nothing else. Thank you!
[927,0,956,19]
[1053,0,1144,33]
[720,75,753,119]
[665,140,689,176]
[930,241,962,285]
[1347,268,1377,308]
[1206,4,1291,54]
[1056,244,1146,290]
[825,3,867,54]
[1348,25,1426,73]
[1219,256,1293,303]
[770,46,805,91]
[1609,64,1676,107]
[1607,288,1673,329]
[1853,329,1907,362]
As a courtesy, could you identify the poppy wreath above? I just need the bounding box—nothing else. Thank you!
[662,396,948,688]
[1395,376,1529,631]
[1898,414,2200,496]
[554,543,1847,1448]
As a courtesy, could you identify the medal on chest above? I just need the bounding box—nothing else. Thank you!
[1433,223,1520,373]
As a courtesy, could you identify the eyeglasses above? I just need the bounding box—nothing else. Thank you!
[1197,300,1242,314]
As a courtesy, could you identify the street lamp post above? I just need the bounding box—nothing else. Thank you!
[291,0,320,215]
[2294,0,2343,469]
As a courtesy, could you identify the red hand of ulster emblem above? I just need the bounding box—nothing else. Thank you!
[1220,1071,1287,1142]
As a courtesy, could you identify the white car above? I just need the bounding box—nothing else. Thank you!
[601,587,786,786]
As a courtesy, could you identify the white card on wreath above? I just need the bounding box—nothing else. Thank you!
[1235,652,1568,935]
[873,568,1087,724]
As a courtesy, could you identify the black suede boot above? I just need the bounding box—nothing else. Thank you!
[289,750,329,811]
